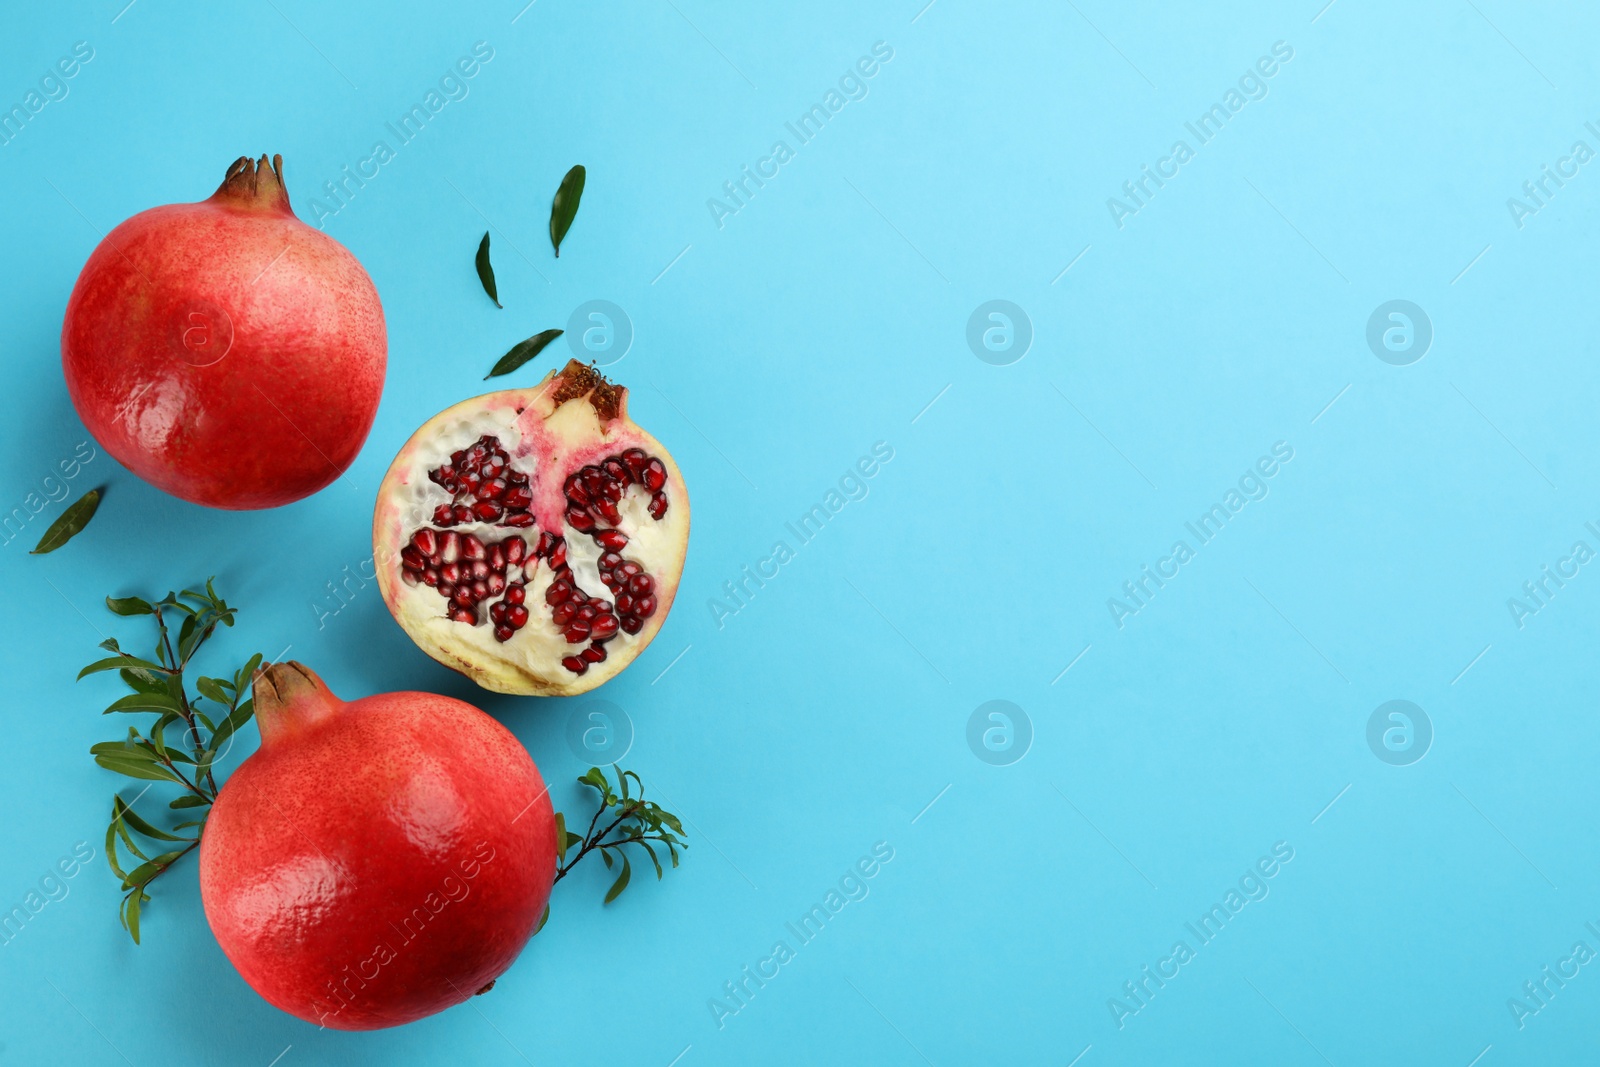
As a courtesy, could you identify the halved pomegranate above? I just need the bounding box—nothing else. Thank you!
[374,361,689,695]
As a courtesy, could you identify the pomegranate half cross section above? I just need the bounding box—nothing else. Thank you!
[374,361,689,696]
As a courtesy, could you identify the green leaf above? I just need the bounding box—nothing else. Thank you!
[208,698,254,757]
[120,669,167,695]
[604,850,631,904]
[122,850,186,890]
[549,165,586,257]
[475,231,502,308]
[99,637,121,653]
[534,904,550,935]
[113,796,188,842]
[94,754,184,783]
[169,795,208,809]
[105,596,153,616]
[555,812,569,864]
[484,329,563,380]
[176,614,200,663]
[104,692,181,715]
[79,655,164,680]
[30,488,101,554]
[236,653,263,691]
[123,891,142,944]
[104,821,128,881]
[195,677,229,705]
[640,840,663,880]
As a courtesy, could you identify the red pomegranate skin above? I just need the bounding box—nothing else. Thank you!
[61,155,385,509]
[200,663,555,1030]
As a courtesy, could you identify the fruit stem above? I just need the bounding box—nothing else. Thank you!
[211,154,294,216]
[252,661,340,747]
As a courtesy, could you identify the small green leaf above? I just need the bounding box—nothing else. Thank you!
[124,892,142,944]
[475,231,502,308]
[534,904,550,935]
[555,812,569,864]
[169,795,208,809]
[549,165,586,257]
[641,840,664,880]
[30,488,101,554]
[113,797,188,842]
[195,677,229,705]
[104,821,128,881]
[604,850,631,904]
[484,329,563,380]
[104,693,181,715]
[79,655,164,680]
[122,851,186,890]
[94,754,184,783]
[105,596,153,616]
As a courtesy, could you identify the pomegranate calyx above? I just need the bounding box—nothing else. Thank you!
[550,359,624,422]
[252,660,340,746]
[211,153,293,216]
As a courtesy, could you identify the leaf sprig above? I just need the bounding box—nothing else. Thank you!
[541,766,687,930]
[81,581,261,943]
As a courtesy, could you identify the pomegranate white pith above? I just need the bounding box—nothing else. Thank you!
[374,362,689,696]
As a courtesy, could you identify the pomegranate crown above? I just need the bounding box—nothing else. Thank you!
[211,153,294,216]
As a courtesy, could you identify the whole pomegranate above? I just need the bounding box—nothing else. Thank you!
[62,154,386,509]
[200,662,555,1030]
[373,360,689,696]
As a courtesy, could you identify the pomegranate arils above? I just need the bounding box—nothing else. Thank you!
[406,432,675,670]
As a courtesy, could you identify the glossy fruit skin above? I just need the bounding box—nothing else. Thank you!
[199,664,555,1030]
[61,155,386,509]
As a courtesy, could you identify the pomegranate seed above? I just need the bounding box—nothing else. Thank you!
[596,530,628,551]
[487,573,507,595]
[577,605,597,622]
[503,485,532,509]
[460,535,485,560]
[453,505,473,524]
[535,531,554,557]
[565,474,590,505]
[549,539,568,569]
[636,595,657,618]
[433,504,456,526]
[546,580,573,605]
[487,543,505,570]
[599,552,623,570]
[440,562,462,584]
[507,604,529,627]
[581,645,606,663]
[482,461,505,480]
[437,582,455,600]
[616,594,634,613]
[473,501,503,522]
[450,607,475,624]
[595,501,621,526]
[472,580,490,600]
[470,560,490,580]
[478,478,506,501]
[566,507,596,532]
[628,574,654,597]
[644,459,667,491]
[503,511,534,527]
[495,625,514,642]
[505,583,525,605]
[564,622,591,643]
[490,602,508,623]
[400,546,425,570]
[508,470,529,486]
[411,529,438,555]
[552,602,578,626]
[562,655,587,674]
[624,449,649,476]
[422,568,440,586]
[461,473,481,494]
[504,537,526,564]
[620,615,643,635]
[601,478,624,502]
[649,492,668,520]
[620,562,641,577]
[591,614,619,640]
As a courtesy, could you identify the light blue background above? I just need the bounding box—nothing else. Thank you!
[3,1,1598,1063]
